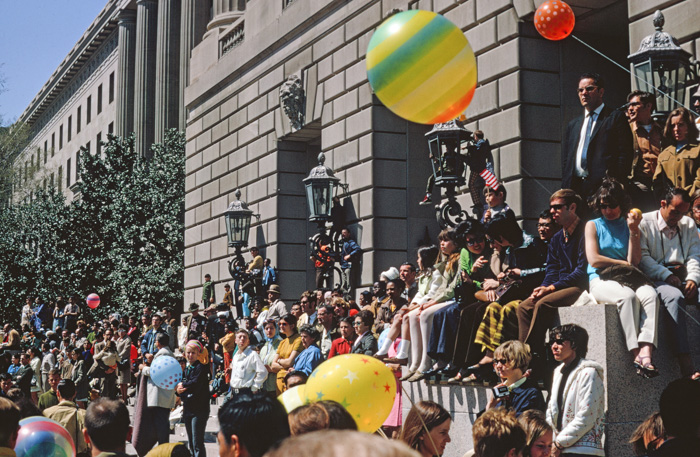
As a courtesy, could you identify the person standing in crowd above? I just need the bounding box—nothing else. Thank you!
[217,390,291,457]
[627,90,663,212]
[290,325,323,376]
[185,303,208,342]
[653,107,700,196]
[37,368,61,411]
[400,401,452,457]
[177,341,210,457]
[28,347,41,402]
[115,324,132,403]
[222,283,235,316]
[44,379,88,456]
[561,72,633,205]
[271,314,302,394]
[63,296,80,333]
[266,285,288,321]
[0,397,20,453]
[546,324,605,457]
[141,333,177,446]
[259,319,282,397]
[585,178,659,378]
[340,228,362,295]
[40,342,57,394]
[351,311,377,356]
[315,305,339,359]
[518,410,554,457]
[201,273,215,306]
[83,399,131,457]
[517,189,588,377]
[262,258,278,289]
[639,186,700,380]
[70,346,88,408]
[229,329,267,393]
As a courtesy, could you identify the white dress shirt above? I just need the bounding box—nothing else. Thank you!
[575,103,605,177]
[229,346,267,391]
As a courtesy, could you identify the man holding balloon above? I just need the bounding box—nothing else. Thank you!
[139,333,177,446]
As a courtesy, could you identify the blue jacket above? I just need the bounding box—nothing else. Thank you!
[262,265,277,287]
[340,239,361,269]
[292,345,323,376]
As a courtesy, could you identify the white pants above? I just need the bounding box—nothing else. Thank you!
[590,278,659,351]
[405,300,454,373]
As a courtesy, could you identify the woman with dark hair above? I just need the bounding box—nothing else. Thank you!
[329,317,356,358]
[259,319,282,397]
[350,311,377,355]
[400,401,452,457]
[518,410,553,457]
[270,314,302,394]
[585,177,659,377]
[290,325,323,376]
[653,107,700,196]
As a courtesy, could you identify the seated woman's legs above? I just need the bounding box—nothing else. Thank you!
[635,284,659,367]
[416,301,455,373]
[406,308,422,373]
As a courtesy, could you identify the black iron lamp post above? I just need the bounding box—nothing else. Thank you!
[628,10,696,122]
[425,118,473,228]
[224,189,259,281]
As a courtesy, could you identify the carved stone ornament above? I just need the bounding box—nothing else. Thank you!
[280,75,305,130]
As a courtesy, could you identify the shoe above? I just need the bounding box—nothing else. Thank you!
[373,352,389,361]
[384,357,408,365]
[421,368,441,379]
[437,367,459,378]
[634,356,659,379]
[407,372,426,382]
[447,371,464,384]
[400,371,416,381]
[419,195,432,205]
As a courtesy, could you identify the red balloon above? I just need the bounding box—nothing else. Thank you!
[534,0,575,41]
[86,293,100,309]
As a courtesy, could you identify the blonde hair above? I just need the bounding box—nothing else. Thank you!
[494,340,532,373]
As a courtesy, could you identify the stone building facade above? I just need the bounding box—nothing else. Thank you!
[14,0,209,202]
[182,0,700,307]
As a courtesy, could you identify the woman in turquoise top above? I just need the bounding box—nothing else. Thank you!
[584,178,659,378]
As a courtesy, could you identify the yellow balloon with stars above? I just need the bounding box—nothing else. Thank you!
[304,354,397,433]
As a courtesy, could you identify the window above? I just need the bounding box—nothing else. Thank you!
[97,84,103,114]
[44,141,48,164]
[24,162,27,184]
[86,96,92,123]
[58,167,63,192]
[67,158,71,187]
[36,149,41,169]
[59,125,63,149]
[50,173,54,188]
[51,133,55,156]
[109,72,115,103]
[96,133,102,155]
[77,106,82,133]
[108,122,114,134]
[68,116,72,142]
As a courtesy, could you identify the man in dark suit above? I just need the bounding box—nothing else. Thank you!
[561,73,633,204]
[350,310,377,356]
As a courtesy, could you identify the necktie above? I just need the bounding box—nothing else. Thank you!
[580,112,596,172]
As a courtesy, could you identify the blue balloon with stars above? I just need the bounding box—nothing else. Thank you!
[150,355,182,390]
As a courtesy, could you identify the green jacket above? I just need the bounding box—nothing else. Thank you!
[202,280,215,303]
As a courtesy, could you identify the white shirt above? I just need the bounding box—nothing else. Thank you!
[575,103,605,177]
[229,346,267,391]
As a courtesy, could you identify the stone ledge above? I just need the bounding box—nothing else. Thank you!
[403,303,700,457]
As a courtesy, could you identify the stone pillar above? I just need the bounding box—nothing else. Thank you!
[204,0,244,38]
[179,0,208,130]
[133,0,158,157]
[116,9,137,138]
[154,0,181,143]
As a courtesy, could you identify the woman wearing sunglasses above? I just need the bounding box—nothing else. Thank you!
[485,340,544,417]
[585,177,659,378]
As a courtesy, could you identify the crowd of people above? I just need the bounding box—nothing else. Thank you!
[1,74,700,457]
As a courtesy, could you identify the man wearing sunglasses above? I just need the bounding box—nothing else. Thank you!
[517,189,589,382]
[562,72,633,204]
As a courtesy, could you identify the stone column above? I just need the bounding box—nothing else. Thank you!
[154,0,181,143]
[133,0,158,157]
[116,9,137,138]
[204,0,244,38]
[179,0,208,130]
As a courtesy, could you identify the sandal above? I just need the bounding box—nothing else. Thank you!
[634,356,659,379]
[447,371,464,384]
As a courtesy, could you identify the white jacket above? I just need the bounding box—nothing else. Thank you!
[546,358,605,456]
[639,212,700,285]
[142,347,177,409]
[411,268,447,306]
[230,346,267,391]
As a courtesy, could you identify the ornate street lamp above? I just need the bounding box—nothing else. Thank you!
[425,119,472,228]
[224,189,259,281]
[628,10,696,121]
[303,152,348,291]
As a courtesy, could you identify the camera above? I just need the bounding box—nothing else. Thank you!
[492,385,510,398]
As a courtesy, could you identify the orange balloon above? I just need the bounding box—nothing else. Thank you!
[534,0,575,41]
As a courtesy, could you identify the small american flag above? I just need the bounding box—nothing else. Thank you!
[480,169,499,189]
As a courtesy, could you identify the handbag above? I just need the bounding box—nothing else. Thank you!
[598,264,654,290]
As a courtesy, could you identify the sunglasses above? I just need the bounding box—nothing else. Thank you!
[493,359,509,366]
[551,338,568,346]
[550,204,567,211]
[466,239,484,246]
[353,322,363,326]
[598,202,619,210]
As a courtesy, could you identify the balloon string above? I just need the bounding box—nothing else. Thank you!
[570,34,692,111]
[400,384,441,454]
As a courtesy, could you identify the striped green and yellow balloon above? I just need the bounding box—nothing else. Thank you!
[366,10,477,125]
